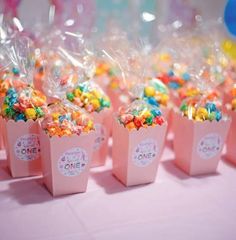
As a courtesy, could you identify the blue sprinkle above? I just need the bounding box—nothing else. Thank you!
[169,82,180,89]
[12,67,20,75]
[59,115,67,123]
[10,93,18,99]
[9,97,18,107]
[205,102,217,113]
[7,88,17,95]
[168,70,174,76]
[182,72,190,81]
[79,83,88,92]
[147,97,159,107]
[15,113,26,121]
[151,109,162,117]
[215,111,222,121]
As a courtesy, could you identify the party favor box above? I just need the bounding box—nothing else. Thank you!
[112,118,167,187]
[0,97,6,150]
[4,119,42,178]
[0,116,5,150]
[225,110,236,165]
[173,112,231,175]
[91,108,112,167]
[161,106,172,133]
[39,127,95,196]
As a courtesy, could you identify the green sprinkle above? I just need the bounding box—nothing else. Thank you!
[180,103,188,112]
[66,92,75,101]
[132,110,139,116]
[5,108,16,118]
[208,112,216,121]
[108,68,118,77]
[100,98,110,108]
[35,107,44,118]
[146,116,153,125]
[4,96,10,105]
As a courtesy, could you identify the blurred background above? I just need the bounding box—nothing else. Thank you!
[0,0,230,38]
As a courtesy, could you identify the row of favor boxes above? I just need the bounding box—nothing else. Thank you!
[0,109,235,197]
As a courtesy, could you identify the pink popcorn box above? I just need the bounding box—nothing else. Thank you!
[225,110,236,165]
[3,119,42,178]
[0,97,5,150]
[161,106,172,133]
[39,127,95,196]
[172,112,231,175]
[0,116,5,150]
[112,118,167,186]
[91,108,112,167]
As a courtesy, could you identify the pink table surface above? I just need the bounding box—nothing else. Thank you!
[0,137,236,240]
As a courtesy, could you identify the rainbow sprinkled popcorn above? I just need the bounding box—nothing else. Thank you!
[142,78,169,107]
[1,87,47,121]
[95,61,121,90]
[0,67,28,97]
[66,82,111,113]
[41,103,94,137]
[118,100,165,130]
[180,97,222,122]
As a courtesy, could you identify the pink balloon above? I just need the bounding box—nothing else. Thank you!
[167,0,198,28]
[1,0,21,17]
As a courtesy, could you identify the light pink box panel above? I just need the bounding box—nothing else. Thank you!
[112,118,167,186]
[0,116,5,150]
[4,119,42,178]
[107,88,130,111]
[39,127,95,196]
[225,110,236,165]
[91,108,112,167]
[161,106,171,133]
[0,97,5,150]
[173,112,231,175]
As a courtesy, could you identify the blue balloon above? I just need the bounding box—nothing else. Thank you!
[224,0,236,36]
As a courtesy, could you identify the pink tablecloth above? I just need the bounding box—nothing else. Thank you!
[0,139,236,240]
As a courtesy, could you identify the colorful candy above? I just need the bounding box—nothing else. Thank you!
[151,51,191,90]
[231,98,236,110]
[227,86,236,111]
[180,100,222,122]
[118,100,165,130]
[1,87,47,121]
[95,61,121,90]
[66,82,111,113]
[178,87,201,100]
[142,78,169,107]
[158,70,190,90]
[0,68,28,97]
[42,103,94,137]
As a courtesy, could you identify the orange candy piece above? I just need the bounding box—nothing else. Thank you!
[125,122,136,130]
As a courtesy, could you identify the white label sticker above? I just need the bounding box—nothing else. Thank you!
[132,138,158,167]
[58,147,89,177]
[197,133,222,159]
[14,134,40,161]
[93,123,106,151]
